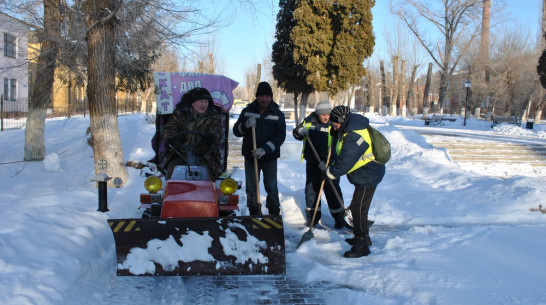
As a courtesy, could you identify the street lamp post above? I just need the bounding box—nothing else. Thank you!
[464,81,472,126]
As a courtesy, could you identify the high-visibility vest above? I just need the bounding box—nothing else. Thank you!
[300,121,332,162]
[335,128,374,174]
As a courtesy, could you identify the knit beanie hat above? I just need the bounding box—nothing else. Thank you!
[256,81,273,97]
[330,105,351,124]
[315,101,333,115]
[181,87,213,107]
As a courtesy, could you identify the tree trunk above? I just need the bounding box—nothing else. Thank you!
[366,75,374,113]
[422,63,433,118]
[293,92,300,125]
[380,60,387,116]
[535,93,546,122]
[407,64,418,116]
[85,0,128,187]
[505,71,515,115]
[438,73,449,114]
[24,0,61,161]
[391,56,399,116]
[299,92,310,124]
[399,60,406,118]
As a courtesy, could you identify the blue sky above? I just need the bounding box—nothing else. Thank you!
[215,0,542,86]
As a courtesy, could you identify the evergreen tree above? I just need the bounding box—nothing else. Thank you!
[272,0,311,95]
[292,0,332,92]
[272,0,375,103]
[327,0,375,96]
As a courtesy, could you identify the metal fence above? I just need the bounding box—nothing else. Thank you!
[1,96,28,131]
[1,96,145,131]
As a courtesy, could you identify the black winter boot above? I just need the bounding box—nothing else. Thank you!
[333,213,345,229]
[343,236,371,258]
[306,210,321,227]
[268,207,280,216]
[345,233,372,247]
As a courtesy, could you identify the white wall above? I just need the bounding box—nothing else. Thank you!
[0,12,29,106]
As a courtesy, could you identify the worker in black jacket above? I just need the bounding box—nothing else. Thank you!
[293,101,346,229]
[321,106,385,258]
[233,82,286,216]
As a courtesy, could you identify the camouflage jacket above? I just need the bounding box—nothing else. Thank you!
[163,104,223,180]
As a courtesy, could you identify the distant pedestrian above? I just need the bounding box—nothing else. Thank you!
[321,106,385,258]
[233,82,286,216]
[293,101,347,229]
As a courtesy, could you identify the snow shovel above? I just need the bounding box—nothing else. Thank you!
[296,145,331,249]
[251,126,263,216]
[306,137,372,230]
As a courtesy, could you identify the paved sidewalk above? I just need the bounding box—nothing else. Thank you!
[184,274,328,304]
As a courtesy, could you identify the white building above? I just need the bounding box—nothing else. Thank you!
[0,12,30,112]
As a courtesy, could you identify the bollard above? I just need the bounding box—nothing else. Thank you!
[93,173,111,212]
[97,180,109,212]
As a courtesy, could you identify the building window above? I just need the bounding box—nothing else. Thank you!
[3,78,17,101]
[4,33,16,58]
[3,78,8,100]
[10,79,17,101]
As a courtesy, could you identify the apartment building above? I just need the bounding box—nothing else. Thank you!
[0,12,30,112]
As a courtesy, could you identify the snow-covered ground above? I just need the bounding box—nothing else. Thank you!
[1,113,545,305]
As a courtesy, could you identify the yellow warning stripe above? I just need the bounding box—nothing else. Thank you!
[251,218,283,229]
[263,218,283,229]
[124,220,136,232]
[109,220,140,232]
[251,218,271,229]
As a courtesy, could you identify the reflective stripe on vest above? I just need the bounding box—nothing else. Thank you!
[300,122,332,162]
[335,128,374,174]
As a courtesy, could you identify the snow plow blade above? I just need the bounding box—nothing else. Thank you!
[108,216,285,276]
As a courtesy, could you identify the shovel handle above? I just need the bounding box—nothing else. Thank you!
[251,126,262,215]
[305,136,344,206]
[308,141,331,228]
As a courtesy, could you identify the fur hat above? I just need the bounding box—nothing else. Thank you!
[315,101,333,115]
[256,81,273,97]
[330,105,351,124]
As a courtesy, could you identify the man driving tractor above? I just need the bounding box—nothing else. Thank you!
[163,87,224,180]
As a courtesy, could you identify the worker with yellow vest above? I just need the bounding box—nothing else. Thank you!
[293,101,346,229]
[320,105,385,258]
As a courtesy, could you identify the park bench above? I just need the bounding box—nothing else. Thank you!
[424,114,456,126]
[491,115,520,128]
[424,114,444,126]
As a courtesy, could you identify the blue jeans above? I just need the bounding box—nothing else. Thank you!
[244,158,280,211]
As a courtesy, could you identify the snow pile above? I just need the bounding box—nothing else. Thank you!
[0,113,545,304]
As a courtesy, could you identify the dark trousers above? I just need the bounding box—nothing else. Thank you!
[305,162,344,220]
[244,158,280,210]
[350,186,377,236]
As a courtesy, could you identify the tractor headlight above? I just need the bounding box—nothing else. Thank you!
[219,178,237,195]
[144,175,162,193]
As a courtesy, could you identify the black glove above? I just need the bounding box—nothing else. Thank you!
[318,161,327,172]
[321,170,331,181]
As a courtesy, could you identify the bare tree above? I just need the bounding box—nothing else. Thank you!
[24,0,60,161]
[244,63,261,102]
[392,0,482,112]
[391,56,399,116]
[489,26,539,117]
[399,59,406,117]
[422,62,433,117]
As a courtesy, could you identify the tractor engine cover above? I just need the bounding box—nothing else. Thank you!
[161,180,219,218]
